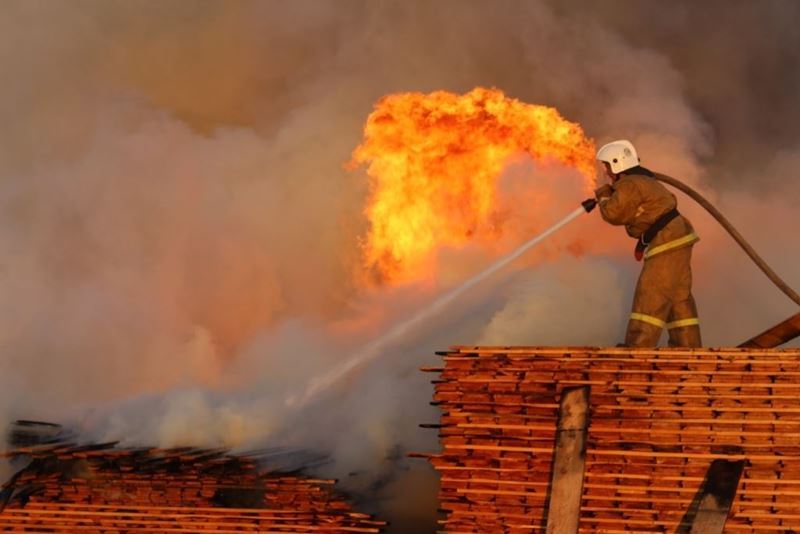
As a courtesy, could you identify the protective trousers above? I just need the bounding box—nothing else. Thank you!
[625,245,701,347]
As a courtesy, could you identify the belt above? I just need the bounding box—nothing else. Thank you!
[634,208,679,261]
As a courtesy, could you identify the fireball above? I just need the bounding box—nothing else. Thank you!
[351,87,596,283]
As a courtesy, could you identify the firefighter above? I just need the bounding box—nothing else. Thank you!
[595,140,701,347]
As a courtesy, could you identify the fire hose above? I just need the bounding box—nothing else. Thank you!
[583,173,800,308]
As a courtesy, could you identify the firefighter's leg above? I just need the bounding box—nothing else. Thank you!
[667,293,701,347]
[666,246,702,347]
[625,254,673,347]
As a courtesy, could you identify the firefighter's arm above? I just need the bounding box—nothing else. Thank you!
[597,179,640,225]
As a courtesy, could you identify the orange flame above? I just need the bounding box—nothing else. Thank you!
[351,87,596,283]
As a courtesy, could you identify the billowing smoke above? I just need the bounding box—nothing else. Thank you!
[1,1,798,531]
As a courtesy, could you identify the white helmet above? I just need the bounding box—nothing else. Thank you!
[596,139,639,174]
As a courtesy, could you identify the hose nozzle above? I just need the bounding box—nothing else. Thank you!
[581,198,597,213]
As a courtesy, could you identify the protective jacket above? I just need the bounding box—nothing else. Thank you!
[599,168,701,347]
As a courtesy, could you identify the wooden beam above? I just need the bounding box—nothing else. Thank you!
[740,310,800,348]
[677,459,745,534]
[545,386,589,534]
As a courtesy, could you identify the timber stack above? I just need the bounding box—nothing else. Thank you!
[419,346,800,532]
[0,423,385,532]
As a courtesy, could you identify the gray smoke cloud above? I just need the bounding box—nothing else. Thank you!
[1,1,798,531]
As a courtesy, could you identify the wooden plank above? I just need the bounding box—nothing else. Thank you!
[679,459,745,534]
[445,411,800,425]
[456,422,800,438]
[439,377,800,388]
[440,399,800,414]
[447,346,800,356]
[545,386,589,534]
[740,311,800,348]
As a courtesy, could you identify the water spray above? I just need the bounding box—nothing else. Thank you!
[289,170,800,408]
[287,201,596,408]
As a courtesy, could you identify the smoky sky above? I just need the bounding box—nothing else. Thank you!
[1,2,798,532]
[558,0,800,187]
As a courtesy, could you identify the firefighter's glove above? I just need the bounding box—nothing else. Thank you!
[594,184,613,200]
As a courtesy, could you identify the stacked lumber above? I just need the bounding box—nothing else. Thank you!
[420,347,800,532]
[0,437,385,532]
